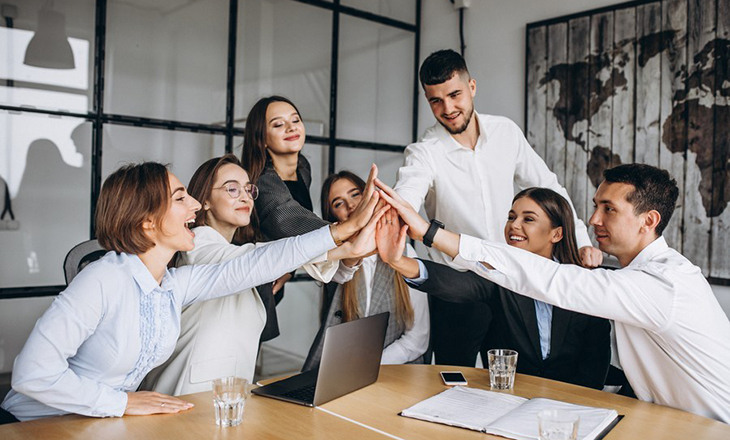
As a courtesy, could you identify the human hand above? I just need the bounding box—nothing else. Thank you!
[347,202,390,258]
[124,391,194,416]
[579,246,603,268]
[338,164,380,239]
[376,207,408,265]
[373,178,429,241]
[272,273,292,295]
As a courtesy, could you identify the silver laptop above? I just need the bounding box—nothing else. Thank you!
[252,312,389,407]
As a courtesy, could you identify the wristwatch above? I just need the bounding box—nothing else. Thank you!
[423,219,444,248]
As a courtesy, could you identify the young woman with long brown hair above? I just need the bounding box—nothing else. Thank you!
[301,171,430,370]
[377,187,611,389]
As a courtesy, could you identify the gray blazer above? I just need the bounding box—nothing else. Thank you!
[255,155,328,240]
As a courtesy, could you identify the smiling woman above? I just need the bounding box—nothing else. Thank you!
[0,161,349,422]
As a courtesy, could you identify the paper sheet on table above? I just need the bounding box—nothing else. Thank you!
[400,386,528,432]
[487,398,619,440]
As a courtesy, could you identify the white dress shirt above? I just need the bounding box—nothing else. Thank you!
[394,113,591,268]
[1,226,335,421]
[454,235,730,423]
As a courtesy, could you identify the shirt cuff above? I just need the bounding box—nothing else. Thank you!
[404,259,429,286]
[455,234,504,276]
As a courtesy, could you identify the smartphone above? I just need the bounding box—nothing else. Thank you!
[440,371,468,386]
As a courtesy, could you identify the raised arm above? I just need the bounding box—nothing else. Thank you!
[393,144,434,212]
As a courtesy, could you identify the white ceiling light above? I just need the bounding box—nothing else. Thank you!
[23,1,75,70]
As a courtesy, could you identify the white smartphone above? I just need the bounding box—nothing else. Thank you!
[440,371,468,386]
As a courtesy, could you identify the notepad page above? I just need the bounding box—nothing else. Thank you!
[486,397,618,440]
[400,386,528,432]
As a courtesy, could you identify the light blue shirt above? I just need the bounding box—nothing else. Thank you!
[2,226,335,421]
[406,259,553,360]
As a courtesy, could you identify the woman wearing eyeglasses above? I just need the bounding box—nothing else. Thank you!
[140,155,380,396]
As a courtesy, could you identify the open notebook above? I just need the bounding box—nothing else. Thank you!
[400,386,620,440]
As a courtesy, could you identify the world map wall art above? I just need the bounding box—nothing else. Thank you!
[525,0,729,281]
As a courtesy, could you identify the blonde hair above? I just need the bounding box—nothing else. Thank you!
[321,171,414,329]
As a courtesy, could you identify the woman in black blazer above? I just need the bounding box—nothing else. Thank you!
[377,187,611,389]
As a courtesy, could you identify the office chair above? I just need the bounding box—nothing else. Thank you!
[63,239,107,285]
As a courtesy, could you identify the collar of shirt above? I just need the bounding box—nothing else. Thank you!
[425,111,488,154]
[127,253,173,295]
[626,236,668,268]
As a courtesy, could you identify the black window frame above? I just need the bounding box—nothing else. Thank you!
[0,0,422,299]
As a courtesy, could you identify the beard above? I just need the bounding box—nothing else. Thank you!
[438,106,475,135]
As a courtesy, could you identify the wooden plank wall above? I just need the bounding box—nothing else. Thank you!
[525,0,728,278]
[710,0,730,278]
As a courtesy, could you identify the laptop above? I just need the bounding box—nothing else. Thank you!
[252,312,389,407]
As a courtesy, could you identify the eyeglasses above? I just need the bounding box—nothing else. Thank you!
[213,182,259,200]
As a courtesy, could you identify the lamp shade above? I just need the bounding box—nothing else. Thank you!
[23,9,75,69]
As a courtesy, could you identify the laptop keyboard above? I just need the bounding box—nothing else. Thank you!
[281,384,316,402]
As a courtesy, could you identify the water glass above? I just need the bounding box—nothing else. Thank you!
[487,349,518,390]
[538,410,580,440]
[212,377,249,427]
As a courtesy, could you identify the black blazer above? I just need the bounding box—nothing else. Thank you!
[417,260,611,389]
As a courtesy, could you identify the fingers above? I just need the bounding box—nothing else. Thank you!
[362,164,379,200]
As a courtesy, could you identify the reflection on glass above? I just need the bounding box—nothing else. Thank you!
[105,0,228,124]
[0,117,91,288]
[102,125,225,189]
[342,0,416,25]
[235,0,331,134]
[301,144,328,217]
[334,146,403,188]
[338,15,414,145]
[0,0,93,112]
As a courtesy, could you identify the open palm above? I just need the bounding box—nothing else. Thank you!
[376,208,408,265]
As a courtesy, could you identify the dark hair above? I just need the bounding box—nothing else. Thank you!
[96,162,170,254]
[320,170,367,222]
[187,154,261,244]
[602,164,679,236]
[419,49,470,87]
[512,188,583,266]
[241,95,303,183]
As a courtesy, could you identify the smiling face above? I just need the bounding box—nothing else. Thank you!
[327,177,363,223]
[423,73,476,135]
[265,101,305,155]
[204,163,254,238]
[589,181,652,266]
[154,172,202,253]
[504,196,563,259]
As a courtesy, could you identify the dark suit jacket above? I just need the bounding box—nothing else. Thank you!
[417,260,611,389]
[255,155,329,241]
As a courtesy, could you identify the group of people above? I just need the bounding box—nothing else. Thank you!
[1,49,729,426]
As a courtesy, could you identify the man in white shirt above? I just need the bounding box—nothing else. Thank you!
[377,164,730,423]
[394,49,602,366]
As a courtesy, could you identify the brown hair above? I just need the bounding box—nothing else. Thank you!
[241,95,303,183]
[95,162,170,254]
[321,171,414,330]
[187,154,261,244]
[512,188,583,266]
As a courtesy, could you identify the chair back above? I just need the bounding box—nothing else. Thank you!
[63,239,106,284]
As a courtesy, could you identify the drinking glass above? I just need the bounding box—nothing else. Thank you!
[538,410,580,440]
[212,377,249,427]
[487,349,518,390]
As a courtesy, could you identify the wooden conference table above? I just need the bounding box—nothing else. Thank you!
[1,365,729,439]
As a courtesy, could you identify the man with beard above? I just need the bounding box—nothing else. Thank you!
[394,49,601,367]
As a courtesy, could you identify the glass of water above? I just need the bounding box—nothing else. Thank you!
[212,376,249,427]
[538,410,580,440]
[487,349,518,390]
